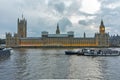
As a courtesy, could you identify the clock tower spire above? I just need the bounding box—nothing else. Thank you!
[99,19,105,34]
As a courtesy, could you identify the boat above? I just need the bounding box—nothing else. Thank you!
[65,48,120,56]
[83,49,120,56]
[0,48,11,57]
[65,51,78,55]
[65,50,84,55]
[65,50,83,55]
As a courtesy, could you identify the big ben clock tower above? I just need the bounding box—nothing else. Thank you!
[95,19,109,47]
[99,20,105,34]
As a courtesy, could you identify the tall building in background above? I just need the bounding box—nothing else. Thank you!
[6,16,109,47]
[17,15,27,38]
[109,35,120,46]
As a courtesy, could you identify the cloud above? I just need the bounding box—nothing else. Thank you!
[0,0,120,38]
[59,17,72,32]
[79,20,88,25]
[79,0,101,14]
[106,2,120,9]
[48,2,65,14]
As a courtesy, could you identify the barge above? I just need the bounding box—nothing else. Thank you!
[65,49,120,56]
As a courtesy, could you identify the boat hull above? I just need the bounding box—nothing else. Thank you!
[0,50,11,57]
[65,51,78,55]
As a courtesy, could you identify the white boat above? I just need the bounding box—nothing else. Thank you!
[82,49,120,56]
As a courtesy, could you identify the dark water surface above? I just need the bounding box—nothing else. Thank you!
[0,48,120,80]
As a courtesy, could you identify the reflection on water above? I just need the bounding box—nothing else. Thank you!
[0,48,120,80]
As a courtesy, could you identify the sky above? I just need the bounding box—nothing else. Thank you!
[0,0,120,38]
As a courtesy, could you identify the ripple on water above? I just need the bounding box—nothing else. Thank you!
[0,48,120,80]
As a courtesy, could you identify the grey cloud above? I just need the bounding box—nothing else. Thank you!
[48,1,66,14]
[0,0,120,38]
[54,2,65,14]
[76,0,120,35]
[59,17,72,32]
[63,1,81,16]
[79,20,88,25]
[101,0,118,4]
[78,11,95,16]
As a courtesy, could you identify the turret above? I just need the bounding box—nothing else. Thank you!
[14,33,19,46]
[67,31,74,38]
[6,33,12,47]
[84,32,86,38]
[56,23,60,34]
[17,14,27,38]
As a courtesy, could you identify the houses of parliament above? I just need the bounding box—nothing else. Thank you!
[6,16,109,47]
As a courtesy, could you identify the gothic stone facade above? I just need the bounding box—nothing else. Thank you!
[6,17,109,47]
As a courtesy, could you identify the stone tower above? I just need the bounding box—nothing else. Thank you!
[95,20,109,47]
[56,23,60,34]
[18,15,27,38]
[99,20,105,34]
[6,33,12,47]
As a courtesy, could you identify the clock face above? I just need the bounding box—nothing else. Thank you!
[102,28,104,30]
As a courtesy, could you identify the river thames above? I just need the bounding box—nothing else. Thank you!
[0,48,120,80]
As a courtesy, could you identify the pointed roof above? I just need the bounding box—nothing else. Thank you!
[56,23,60,34]
[100,19,105,27]
[57,23,59,29]
[84,32,86,38]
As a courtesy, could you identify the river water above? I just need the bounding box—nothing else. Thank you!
[0,48,120,80]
